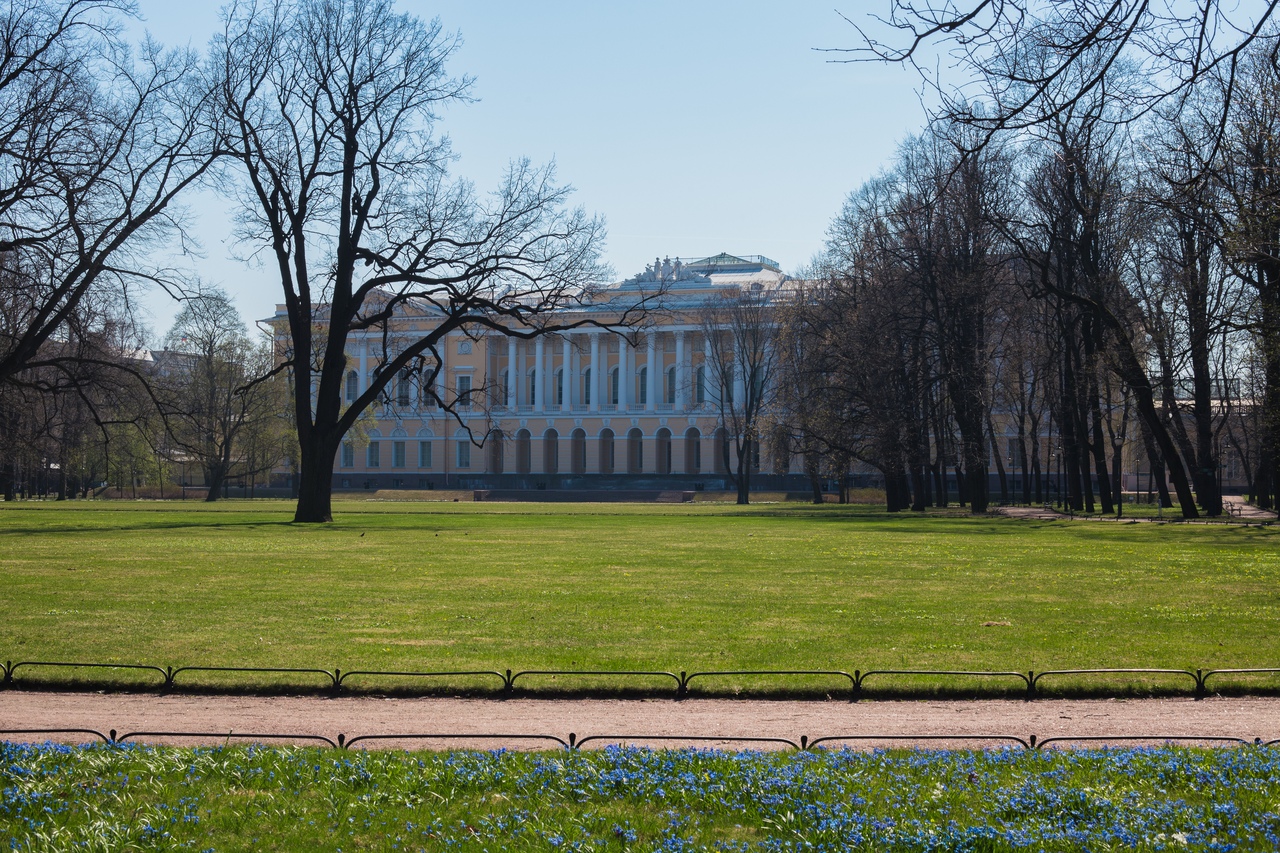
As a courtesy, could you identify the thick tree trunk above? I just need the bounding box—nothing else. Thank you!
[294,431,340,522]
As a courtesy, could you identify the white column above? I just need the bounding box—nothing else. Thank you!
[704,334,714,408]
[675,331,686,413]
[619,336,630,409]
[646,334,657,412]
[589,333,600,413]
[506,338,516,410]
[563,334,573,410]
[535,337,545,413]
[732,340,744,407]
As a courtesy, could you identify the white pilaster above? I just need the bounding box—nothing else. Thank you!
[619,336,630,409]
[589,333,600,413]
[563,334,573,410]
[506,338,516,409]
[646,334,657,412]
[535,337,545,413]
[704,334,714,408]
[674,331,686,413]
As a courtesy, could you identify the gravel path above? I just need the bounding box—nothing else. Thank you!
[2,692,1278,751]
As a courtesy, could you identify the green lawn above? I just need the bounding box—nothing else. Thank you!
[1,500,1277,695]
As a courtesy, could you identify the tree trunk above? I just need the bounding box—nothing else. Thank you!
[204,464,226,503]
[294,431,340,522]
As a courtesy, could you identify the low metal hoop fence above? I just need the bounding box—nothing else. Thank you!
[2,727,1276,752]
[4,658,1280,700]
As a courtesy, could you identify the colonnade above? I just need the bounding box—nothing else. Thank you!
[494,329,717,414]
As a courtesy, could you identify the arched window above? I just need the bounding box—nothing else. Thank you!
[599,428,615,474]
[666,367,677,405]
[346,370,359,403]
[456,429,473,469]
[416,428,434,469]
[486,429,504,474]
[684,427,701,473]
[713,427,729,475]
[571,428,587,475]
[627,428,644,474]
[515,429,532,475]
[695,365,706,405]
[543,428,559,474]
[396,370,411,406]
[582,368,592,405]
[638,366,648,405]
[609,368,619,406]
[656,428,672,475]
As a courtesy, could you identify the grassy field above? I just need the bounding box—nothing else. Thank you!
[1,500,1278,695]
[4,741,1280,850]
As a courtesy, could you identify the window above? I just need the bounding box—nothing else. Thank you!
[345,370,358,403]
[456,440,471,468]
[456,374,472,406]
[610,368,619,405]
[666,367,676,405]
[500,370,510,406]
[419,441,433,469]
[638,366,648,405]
[341,442,354,468]
[583,368,591,405]
[528,369,537,406]
[396,371,410,406]
[555,369,564,406]
[367,441,381,468]
[696,366,705,404]
[392,441,406,468]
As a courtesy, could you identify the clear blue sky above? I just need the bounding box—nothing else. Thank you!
[131,1,927,339]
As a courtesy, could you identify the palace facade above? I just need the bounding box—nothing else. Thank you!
[278,253,807,493]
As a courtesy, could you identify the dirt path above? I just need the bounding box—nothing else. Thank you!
[3,691,1278,750]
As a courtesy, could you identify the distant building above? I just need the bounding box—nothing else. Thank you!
[270,253,816,493]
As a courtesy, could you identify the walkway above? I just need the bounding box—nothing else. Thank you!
[2,692,1278,750]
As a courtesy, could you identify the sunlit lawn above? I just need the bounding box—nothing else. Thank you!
[1,499,1277,695]
[4,741,1280,851]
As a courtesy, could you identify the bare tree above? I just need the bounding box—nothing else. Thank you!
[157,288,287,501]
[841,1,1279,151]
[212,0,632,522]
[700,285,784,504]
[0,0,213,389]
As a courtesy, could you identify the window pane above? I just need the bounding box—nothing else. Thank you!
[367,442,380,468]
[457,441,471,468]
[419,441,432,468]
[393,441,406,468]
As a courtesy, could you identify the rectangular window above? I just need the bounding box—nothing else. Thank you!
[392,440,406,468]
[367,441,381,468]
[610,370,619,405]
[693,441,701,472]
[341,442,354,468]
[457,440,471,468]
[457,374,472,406]
[396,372,411,406]
[419,440,433,469]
